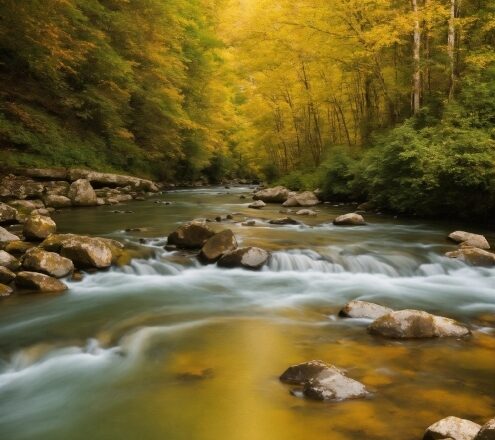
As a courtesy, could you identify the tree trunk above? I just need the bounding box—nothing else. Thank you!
[412,0,421,114]
[448,0,456,100]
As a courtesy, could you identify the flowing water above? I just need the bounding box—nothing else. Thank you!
[0,187,494,440]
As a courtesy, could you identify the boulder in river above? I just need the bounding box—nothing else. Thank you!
[279,360,368,402]
[296,209,317,216]
[9,199,45,213]
[268,217,301,225]
[23,215,56,240]
[0,250,20,270]
[0,203,18,224]
[369,309,471,339]
[3,240,35,256]
[445,247,495,267]
[448,231,490,250]
[253,186,290,203]
[167,221,215,250]
[339,300,393,320]
[68,179,97,206]
[15,271,68,293]
[199,229,238,264]
[60,236,113,269]
[333,213,366,226]
[0,266,16,284]
[423,416,481,440]
[475,418,495,440]
[22,248,74,278]
[43,195,72,209]
[248,200,266,209]
[218,247,269,270]
[0,226,20,243]
[282,191,320,207]
[0,283,13,296]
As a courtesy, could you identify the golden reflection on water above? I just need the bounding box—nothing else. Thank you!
[92,318,495,440]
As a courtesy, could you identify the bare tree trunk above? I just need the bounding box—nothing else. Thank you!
[448,0,456,100]
[412,0,421,114]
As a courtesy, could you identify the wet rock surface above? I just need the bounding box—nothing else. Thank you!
[448,231,490,250]
[333,213,366,226]
[23,215,57,240]
[339,300,393,320]
[369,309,471,339]
[446,247,495,267]
[22,248,74,278]
[167,222,215,250]
[253,186,290,203]
[199,230,238,264]
[15,271,68,293]
[218,247,269,270]
[423,416,481,440]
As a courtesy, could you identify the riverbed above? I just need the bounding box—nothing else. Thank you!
[0,186,494,440]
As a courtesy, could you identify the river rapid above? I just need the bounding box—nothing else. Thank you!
[0,186,494,440]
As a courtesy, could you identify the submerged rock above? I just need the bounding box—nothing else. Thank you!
[0,226,20,243]
[0,266,16,284]
[0,203,18,224]
[23,215,56,240]
[280,360,368,402]
[475,418,495,440]
[446,247,495,267]
[339,300,393,320]
[199,229,238,264]
[333,213,366,226]
[448,231,490,250]
[22,248,74,278]
[0,283,13,296]
[268,217,301,225]
[296,209,317,216]
[167,221,215,250]
[423,416,481,440]
[369,309,471,339]
[15,271,68,293]
[68,179,97,206]
[218,247,269,270]
[253,186,290,203]
[248,200,266,209]
[0,250,20,270]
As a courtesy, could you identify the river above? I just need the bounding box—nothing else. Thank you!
[0,186,494,440]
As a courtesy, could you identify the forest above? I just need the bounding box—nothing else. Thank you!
[0,0,495,218]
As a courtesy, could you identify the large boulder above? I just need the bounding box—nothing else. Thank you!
[248,200,266,209]
[424,416,481,440]
[68,179,97,206]
[475,418,495,440]
[9,199,45,213]
[16,167,68,180]
[446,247,495,267]
[0,175,44,200]
[0,250,20,270]
[339,300,393,320]
[0,203,18,224]
[217,247,269,270]
[22,248,74,278]
[268,217,301,225]
[167,222,215,249]
[15,271,68,293]
[0,283,13,297]
[282,191,320,207]
[60,236,113,268]
[4,240,36,256]
[0,266,15,284]
[23,215,56,240]
[448,231,490,250]
[369,309,471,339]
[0,226,20,243]
[253,186,290,203]
[279,360,368,402]
[44,181,70,196]
[333,213,366,226]
[68,169,158,192]
[199,230,238,264]
[43,195,72,209]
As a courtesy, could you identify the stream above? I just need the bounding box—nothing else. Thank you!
[0,186,494,440]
